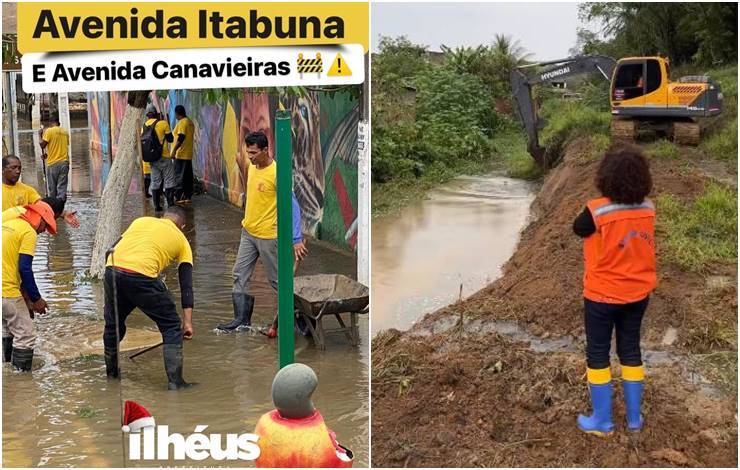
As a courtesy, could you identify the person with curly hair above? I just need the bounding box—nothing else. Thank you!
[572,144,656,436]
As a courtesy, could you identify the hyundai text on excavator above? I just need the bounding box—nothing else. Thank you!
[510,55,724,165]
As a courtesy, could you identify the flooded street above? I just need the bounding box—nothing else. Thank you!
[3,147,368,466]
[371,174,536,336]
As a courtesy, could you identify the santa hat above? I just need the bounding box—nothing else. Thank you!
[121,401,155,433]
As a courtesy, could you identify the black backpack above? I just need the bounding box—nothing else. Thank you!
[141,120,163,162]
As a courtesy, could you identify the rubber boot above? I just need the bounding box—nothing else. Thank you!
[152,189,164,212]
[144,176,152,198]
[621,364,645,432]
[11,347,33,372]
[3,336,13,363]
[163,343,193,390]
[104,347,120,378]
[623,380,644,431]
[164,188,176,208]
[217,293,255,331]
[577,381,614,436]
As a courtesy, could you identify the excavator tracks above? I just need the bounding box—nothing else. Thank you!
[611,119,637,142]
[672,121,701,146]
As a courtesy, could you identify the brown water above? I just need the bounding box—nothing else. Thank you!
[371,174,536,336]
[3,151,369,466]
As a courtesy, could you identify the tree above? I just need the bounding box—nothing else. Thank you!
[483,34,532,97]
[89,90,149,278]
[371,36,429,91]
[578,2,737,66]
[441,44,487,75]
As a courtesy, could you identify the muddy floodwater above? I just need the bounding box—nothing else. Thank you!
[3,147,368,466]
[372,174,536,336]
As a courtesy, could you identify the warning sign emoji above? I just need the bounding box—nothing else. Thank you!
[327,53,352,77]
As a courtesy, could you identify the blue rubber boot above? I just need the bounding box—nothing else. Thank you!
[621,364,645,432]
[623,380,643,431]
[577,381,614,436]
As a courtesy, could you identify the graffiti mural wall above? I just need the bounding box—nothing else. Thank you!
[87,89,360,252]
[86,91,110,195]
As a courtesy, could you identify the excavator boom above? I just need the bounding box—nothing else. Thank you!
[510,55,616,165]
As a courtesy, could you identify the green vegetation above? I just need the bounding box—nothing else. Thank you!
[491,129,541,180]
[657,183,738,272]
[372,35,532,216]
[647,140,680,159]
[539,100,611,154]
[703,118,738,162]
[77,353,102,361]
[77,405,102,419]
[576,3,737,66]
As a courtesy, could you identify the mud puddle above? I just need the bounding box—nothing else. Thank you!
[372,173,536,335]
[415,313,722,397]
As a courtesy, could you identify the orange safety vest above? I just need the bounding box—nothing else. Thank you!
[254,410,353,468]
[583,197,657,304]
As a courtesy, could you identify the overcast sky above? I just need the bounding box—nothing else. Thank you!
[372,2,587,61]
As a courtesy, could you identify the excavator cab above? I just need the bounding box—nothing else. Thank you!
[610,56,722,144]
[611,57,667,106]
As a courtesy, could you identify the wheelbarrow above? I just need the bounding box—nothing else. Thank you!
[293,274,369,350]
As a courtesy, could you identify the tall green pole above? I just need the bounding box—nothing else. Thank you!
[275,110,294,368]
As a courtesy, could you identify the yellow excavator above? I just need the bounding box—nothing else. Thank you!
[511,55,724,164]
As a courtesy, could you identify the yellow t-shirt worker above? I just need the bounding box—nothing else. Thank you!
[2,200,57,371]
[40,116,70,201]
[141,105,175,210]
[2,155,41,211]
[103,207,195,390]
[170,105,196,203]
[216,131,306,333]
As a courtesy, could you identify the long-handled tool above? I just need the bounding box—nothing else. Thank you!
[40,153,49,197]
[127,342,164,361]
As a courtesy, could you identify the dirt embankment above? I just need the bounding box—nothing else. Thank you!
[372,138,737,467]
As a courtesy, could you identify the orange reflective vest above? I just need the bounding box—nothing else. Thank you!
[583,197,657,304]
[254,410,353,468]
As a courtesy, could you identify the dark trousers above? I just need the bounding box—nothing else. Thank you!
[584,296,649,370]
[174,159,193,200]
[103,267,183,351]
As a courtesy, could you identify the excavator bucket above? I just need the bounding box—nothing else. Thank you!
[528,143,547,167]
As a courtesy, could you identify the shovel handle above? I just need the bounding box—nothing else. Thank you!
[127,342,164,361]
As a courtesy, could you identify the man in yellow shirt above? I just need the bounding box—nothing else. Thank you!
[170,105,196,204]
[142,105,174,211]
[3,155,81,227]
[104,206,195,390]
[3,155,41,210]
[2,200,57,371]
[218,131,308,331]
[40,115,70,201]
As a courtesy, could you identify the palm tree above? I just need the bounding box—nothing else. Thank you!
[441,44,487,75]
[490,34,532,70]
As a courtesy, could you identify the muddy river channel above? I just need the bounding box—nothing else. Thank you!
[372,173,536,336]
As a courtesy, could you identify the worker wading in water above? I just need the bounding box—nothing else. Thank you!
[573,145,656,435]
[217,131,307,332]
[103,206,195,390]
[2,201,57,371]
